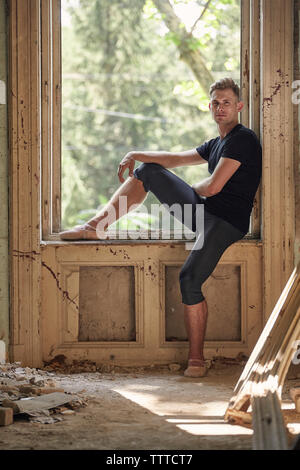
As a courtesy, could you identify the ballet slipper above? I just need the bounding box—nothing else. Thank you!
[59,222,100,240]
[184,359,207,378]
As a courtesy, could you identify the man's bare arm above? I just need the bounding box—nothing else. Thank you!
[118,149,207,183]
[192,157,241,197]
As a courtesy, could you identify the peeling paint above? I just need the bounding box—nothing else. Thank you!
[120,249,130,260]
[262,69,290,110]
[145,264,157,280]
[12,250,79,311]
[243,49,249,83]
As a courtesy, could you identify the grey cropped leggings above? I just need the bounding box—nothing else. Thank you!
[133,162,246,305]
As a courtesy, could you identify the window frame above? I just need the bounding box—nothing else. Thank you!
[41,0,261,241]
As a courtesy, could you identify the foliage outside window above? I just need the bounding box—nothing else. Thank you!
[61,0,241,234]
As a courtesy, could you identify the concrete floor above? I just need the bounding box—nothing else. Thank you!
[0,363,253,450]
[0,361,299,451]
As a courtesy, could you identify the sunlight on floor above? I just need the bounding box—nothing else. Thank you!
[167,420,252,436]
[112,385,253,437]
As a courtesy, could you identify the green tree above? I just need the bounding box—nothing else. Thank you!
[61,0,240,231]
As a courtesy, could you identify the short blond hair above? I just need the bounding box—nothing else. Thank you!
[209,78,240,100]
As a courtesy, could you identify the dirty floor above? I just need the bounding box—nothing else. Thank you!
[0,361,299,451]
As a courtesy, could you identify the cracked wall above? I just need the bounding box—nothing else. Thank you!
[0,0,9,356]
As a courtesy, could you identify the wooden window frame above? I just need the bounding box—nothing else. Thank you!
[8,0,295,366]
[41,0,61,238]
[41,0,262,241]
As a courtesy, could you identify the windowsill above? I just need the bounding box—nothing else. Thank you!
[41,233,263,246]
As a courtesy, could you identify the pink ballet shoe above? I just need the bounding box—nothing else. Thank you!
[184,359,207,378]
[59,222,99,240]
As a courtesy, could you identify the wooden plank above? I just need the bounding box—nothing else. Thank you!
[225,261,300,419]
[252,391,288,450]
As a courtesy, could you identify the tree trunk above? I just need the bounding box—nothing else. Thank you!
[152,0,214,95]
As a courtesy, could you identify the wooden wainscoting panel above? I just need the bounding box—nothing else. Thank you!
[164,263,242,343]
[78,265,136,342]
[41,241,262,367]
[159,241,262,357]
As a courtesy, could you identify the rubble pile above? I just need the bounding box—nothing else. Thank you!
[43,354,182,374]
[0,362,87,426]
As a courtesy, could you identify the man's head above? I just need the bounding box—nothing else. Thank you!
[209,78,243,126]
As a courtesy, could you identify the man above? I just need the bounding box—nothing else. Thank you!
[60,77,262,378]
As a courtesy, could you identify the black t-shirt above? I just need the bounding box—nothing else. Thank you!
[196,123,262,234]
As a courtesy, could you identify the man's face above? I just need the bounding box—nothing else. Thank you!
[209,88,243,125]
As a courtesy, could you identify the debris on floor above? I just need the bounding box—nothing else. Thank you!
[42,352,249,375]
[0,362,88,426]
[0,353,256,428]
[0,355,299,450]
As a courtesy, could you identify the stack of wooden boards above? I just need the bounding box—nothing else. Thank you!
[224,261,300,449]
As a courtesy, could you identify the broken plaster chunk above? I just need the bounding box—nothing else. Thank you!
[0,407,14,426]
[168,363,181,372]
[45,379,58,388]
[2,399,20,414]
[29,377,46,387]
[4,392,75,415]
[28,410,63,424]
[37,388,65,395]
[60,409,75,415]
[0,385,20,394]
[17,385,39,395]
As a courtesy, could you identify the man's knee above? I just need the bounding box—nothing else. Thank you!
[135,162,164,179]
[133,163,164,192]
[179,267,205,305]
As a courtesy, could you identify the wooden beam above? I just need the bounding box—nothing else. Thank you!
[252,391,288,450]
[225,261,300,419]
[261,0,295,322]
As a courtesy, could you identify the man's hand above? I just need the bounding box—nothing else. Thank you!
[118,152,136,183]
